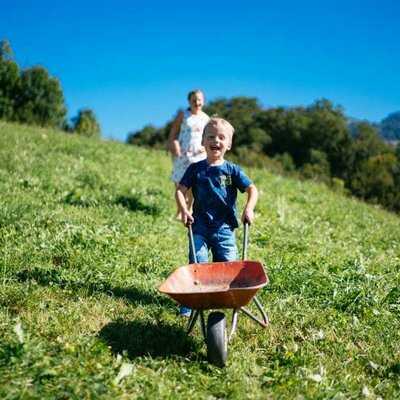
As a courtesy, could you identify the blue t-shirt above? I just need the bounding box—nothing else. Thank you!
[180,159,252,230]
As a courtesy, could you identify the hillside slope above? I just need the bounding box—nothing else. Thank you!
[1,121,399,398]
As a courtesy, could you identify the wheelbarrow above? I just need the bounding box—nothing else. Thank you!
[158,223,269,367]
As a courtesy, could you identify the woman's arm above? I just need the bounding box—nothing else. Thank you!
[167,111,184,157]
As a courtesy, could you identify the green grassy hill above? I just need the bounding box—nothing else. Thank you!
[1,121,399,398]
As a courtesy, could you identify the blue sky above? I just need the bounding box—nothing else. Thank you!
[2,0,400,141]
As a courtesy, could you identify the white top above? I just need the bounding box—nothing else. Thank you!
[170,109,209,183]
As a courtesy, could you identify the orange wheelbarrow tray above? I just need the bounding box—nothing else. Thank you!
[158,260,268,310]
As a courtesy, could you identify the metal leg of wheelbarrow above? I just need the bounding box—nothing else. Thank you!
[187,310,206,339]
[240,296,269,328]
[187,310,199,334]
[228,308,240,341]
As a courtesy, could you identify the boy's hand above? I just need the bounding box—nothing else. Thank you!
[243,184,258,225]
[242,207,255,225]
[181,210,194,226]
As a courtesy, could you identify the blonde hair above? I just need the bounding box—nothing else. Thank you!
[203,116,235,138]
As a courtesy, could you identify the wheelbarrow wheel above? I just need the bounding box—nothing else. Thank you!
[207,311,228,367]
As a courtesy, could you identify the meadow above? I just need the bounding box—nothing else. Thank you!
[0,121,399,399]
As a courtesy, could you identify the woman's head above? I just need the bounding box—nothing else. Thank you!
[187,89,205,114]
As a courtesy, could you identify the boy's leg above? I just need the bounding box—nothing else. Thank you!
[211,227,238,262]
[188,232,209,263]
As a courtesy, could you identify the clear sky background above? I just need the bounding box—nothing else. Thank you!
[2,0,399,141]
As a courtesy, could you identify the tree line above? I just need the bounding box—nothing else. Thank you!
[0,40,100,137]
[128,97,400,213]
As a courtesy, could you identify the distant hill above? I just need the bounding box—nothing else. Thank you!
[379,111,400,141]
[347,111,400,144]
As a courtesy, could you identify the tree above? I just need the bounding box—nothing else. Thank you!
[1,40,67,128]
[15,66,67,127]
[127,123,170,149]
[348,122,397,205]
[350,122,392,163]
[259,107,309,166]
[305,99,352,179]
[70,109,100,137]
[0,40,20,120]
[204,97,269,153]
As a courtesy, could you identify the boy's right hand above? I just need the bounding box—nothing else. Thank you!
[182,210,194,227]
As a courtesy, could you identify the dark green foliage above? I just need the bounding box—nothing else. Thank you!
[305,100,352,179]
[127,123,171,149]
[260,100,352,180]
[0,40,20,120]
[67,108,101,137]
[0,40,67,128]
[15,66,66,127]
[347,123,400,209]
[205,97,271,153]
[260,107,309,165]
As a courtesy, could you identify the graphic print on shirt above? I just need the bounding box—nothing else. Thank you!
[220,174,232,187]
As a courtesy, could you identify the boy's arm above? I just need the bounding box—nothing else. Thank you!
[175,184,194,226]
[242,184,258,224]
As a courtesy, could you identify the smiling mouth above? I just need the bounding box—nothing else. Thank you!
[211,145,220,151]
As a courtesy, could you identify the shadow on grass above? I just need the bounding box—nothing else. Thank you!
[108,286,173,308]
[115,194,161,215]
[16,267,172,307]
[99,318,199,359]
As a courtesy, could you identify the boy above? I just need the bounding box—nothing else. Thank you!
[175,117,258,315]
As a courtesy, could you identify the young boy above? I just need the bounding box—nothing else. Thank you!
[175,117,259,315]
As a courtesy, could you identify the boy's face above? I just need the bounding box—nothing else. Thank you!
[189,93,204,112]
[202,123,232,161]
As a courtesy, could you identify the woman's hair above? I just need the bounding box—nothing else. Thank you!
[187,89,204,102]
[203,116,235,138]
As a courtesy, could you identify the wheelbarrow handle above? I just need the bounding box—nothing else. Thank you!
[187,223,198,264]
[242,222,249,261]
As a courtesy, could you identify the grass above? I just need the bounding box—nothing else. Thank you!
[1,120,399,399]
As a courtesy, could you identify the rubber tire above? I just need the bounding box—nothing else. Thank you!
[206,311,228,367]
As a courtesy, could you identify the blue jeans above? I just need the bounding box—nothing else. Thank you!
[189,224,238,263]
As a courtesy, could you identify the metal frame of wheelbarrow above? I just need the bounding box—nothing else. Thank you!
[158,223,269,367]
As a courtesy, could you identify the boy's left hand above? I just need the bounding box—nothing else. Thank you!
[241,208,255,225]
